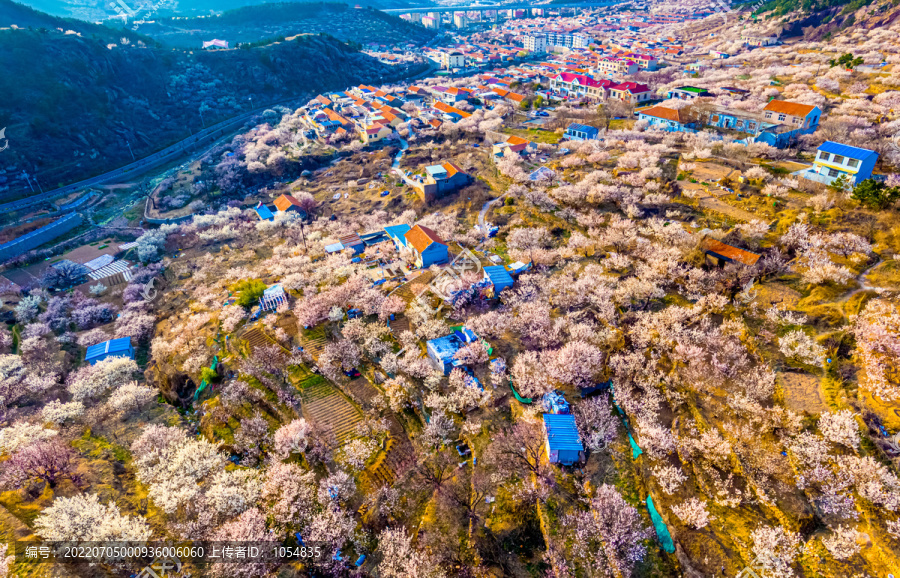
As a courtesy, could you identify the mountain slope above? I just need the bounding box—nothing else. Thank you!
[0,22,423,191]
[133,3,435,48]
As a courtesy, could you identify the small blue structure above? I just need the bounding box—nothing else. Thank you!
[426,333,466,375]
[360,231,388,246]
[355,555,366,567]
[543,413,584,466]
[508,261,532,275]
[542,390,570,414]
[564,123,600,141]
[384,224,412,250]
[324,242,345,254]
[254,202,274,221]
[85,337,135,365]
[482,266,514,295]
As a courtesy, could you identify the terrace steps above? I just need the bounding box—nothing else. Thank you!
[299,380,362,447]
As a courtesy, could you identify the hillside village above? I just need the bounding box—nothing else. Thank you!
[0,0,900,577]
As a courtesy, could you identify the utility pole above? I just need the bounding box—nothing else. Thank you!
[248,96,254,110]
[126,140,135,161]
[33,175,44,194]
[199,108,206,128]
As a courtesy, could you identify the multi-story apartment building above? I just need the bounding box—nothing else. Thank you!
[523,35,547,53]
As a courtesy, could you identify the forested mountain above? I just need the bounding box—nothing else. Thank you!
[0,1,425,189]
[132,3,436,48]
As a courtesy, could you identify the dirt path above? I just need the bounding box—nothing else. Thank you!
[698,196,760,223]
[839,257,885,302]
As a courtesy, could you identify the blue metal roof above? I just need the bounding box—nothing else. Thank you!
[85,337,132,360]
[543,414,584,453]
[255,205,274,221]
[384,224,412,245]
[427,333,463,362]
[324,242,344,253]
[818,141,877,161]
[483,266,514,290]
[566,123,598,134]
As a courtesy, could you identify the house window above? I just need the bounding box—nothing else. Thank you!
[777,114,786,121]
[792,117,800,124]
[736,120,744,129]
[828,168,840,177]
[848,158,860,169]
[748,122,756,130]
[765,112,772,119]
[833,155,845,165]
[819,151,831,161]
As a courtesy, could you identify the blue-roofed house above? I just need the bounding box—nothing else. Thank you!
[426,333,465,374]
[543,414,584,466]
[384,224,412,251]
[254,203,274,221]
[85,337,135,365]
[564,123,600,141]
[808,141,878,186]
[482,266,514,297]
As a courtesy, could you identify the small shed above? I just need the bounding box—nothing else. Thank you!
[483,266,514,295]
[254,202,274,221]
[509,261,532,275]
[543,413,584,466]
[700,237,760,268]
[85,337,135,365]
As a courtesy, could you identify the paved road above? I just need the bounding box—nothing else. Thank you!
[0,92,324,215]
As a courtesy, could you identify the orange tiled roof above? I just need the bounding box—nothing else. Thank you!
[640,106,690,123]
[405,224,446,253]
[763,100,816,117]
[274,194,302,212]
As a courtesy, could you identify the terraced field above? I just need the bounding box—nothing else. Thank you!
[390,270,435,304]
[298,377,363,447]
[388,314,411,340]
[299,327,328,360]
[360,416,415,493]
[346,377,381,406]
[241,326,276,352]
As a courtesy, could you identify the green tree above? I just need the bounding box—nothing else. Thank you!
[829,53,864,69]
[851,178,900,210]
[231,279,267,309]
[200,366,219,384]
[828,173,851,194]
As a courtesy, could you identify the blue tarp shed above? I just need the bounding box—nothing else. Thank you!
[483,266,514,293]
[85,337,135,365]
[543,414,584,466]
[324,242,345,253]
[542,391,570,414]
